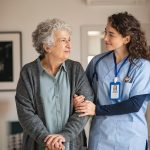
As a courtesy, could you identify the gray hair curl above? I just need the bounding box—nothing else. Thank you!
[32,18,72,56]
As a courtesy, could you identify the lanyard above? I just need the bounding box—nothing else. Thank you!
[113,52,129,82]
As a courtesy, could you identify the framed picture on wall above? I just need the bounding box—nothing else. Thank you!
[0,32,22,91]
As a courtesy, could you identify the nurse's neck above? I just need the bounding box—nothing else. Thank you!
[114,49,128,64]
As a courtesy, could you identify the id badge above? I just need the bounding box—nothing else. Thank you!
[110,82,121,100]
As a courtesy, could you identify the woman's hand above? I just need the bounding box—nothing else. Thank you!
[44,134,65,150]
[73,94,85,108]
[73,95,96,117]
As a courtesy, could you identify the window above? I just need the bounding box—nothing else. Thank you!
[81,25,105,69]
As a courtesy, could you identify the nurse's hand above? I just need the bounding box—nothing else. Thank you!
[73,95,96,116]
[73,94,85,107]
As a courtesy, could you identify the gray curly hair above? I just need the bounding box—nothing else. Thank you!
[32,18,72,56]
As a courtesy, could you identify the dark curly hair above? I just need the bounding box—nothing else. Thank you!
[108,12,150,61]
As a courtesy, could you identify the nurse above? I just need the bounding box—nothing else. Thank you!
[74,12,150,150]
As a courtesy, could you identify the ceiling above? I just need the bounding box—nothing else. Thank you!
[85,0,149,5]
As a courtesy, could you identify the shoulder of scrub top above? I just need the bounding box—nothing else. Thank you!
[132,58,150,70]
[89,50,114,68]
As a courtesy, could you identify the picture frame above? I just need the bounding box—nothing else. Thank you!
[0,32,22,91]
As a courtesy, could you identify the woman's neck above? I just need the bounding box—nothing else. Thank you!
[41,56,62,76]
[114,49,128,64]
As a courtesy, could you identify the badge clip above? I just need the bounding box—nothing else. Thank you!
[114,77,118,83]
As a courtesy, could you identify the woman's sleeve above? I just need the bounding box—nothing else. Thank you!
[59,62,94,142]
[96,94,150,116]
[129,61,150,97]
[15,66,49,145]
[89,60,150,116]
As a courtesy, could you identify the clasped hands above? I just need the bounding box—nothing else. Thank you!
[73,94,96,116]
[44,134,65,150]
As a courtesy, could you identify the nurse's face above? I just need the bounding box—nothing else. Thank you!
[104,23,129,51]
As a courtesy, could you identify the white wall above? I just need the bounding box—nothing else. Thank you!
[0,0,150,149]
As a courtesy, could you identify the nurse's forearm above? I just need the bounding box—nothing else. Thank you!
[96,94,150,116]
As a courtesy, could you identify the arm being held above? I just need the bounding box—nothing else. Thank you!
[58,61,94,142]
[74,94,150,116]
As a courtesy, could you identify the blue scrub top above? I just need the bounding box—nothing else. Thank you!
[87,52,150,150]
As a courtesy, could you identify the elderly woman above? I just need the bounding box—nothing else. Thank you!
[15,18,94,150]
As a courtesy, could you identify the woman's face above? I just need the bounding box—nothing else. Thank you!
[46,30,71,62]
[104,22,129,51]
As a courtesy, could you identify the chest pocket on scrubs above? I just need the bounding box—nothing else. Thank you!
[121,82,132,100]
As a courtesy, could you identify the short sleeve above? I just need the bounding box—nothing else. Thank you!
[130,60,150,98]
